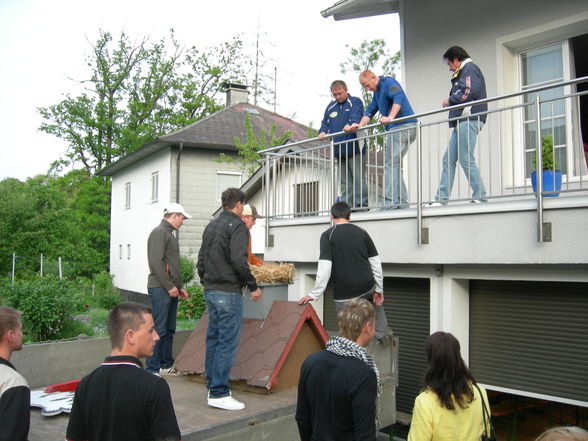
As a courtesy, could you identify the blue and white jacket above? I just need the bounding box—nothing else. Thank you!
[319,95,363,157]
[447,58,487,127]
[364,76,417,130]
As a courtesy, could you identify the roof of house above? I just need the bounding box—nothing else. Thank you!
[174,301,329,391]
[98,102,311,176]
[320,0,399,20]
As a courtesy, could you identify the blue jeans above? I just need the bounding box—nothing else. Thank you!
[146,287,178,373]
[384,125,416,208]
[334,289,389,340]
[435,120,487,202]
[204,290,243,399]
[340,150,369,207]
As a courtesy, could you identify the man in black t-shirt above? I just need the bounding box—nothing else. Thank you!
[299,202,391,343]
[66,302,181,441]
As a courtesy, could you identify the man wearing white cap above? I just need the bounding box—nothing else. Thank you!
[146,202,191,376]
[240,204,264,267]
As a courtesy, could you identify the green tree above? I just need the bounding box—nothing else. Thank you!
[219,112,292,176]
[0,175,106,277]
[39,30,248,175]
[340,39,401,151]
[51,170,111,269]
[340,38,401,106]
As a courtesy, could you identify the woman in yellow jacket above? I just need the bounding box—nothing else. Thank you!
[407,332,491,441]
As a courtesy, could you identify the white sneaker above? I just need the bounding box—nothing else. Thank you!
[428,201,443,207]
[159,367,182,376]
[207,394,245,410]
[470,199,482,204]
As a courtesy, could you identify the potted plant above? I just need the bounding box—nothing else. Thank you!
[531,134,562,197]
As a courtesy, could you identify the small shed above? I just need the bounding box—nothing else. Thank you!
[174,301,329,392]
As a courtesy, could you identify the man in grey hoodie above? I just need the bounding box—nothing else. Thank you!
[146,202,191,376]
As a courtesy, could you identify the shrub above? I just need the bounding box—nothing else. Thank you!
[177,285,205,321]
[4,276,83,342]
[533,134,559,171]
[180,256,195,286]
[92,271,121,309]
[89,308,109,336]
[53,319,94,340]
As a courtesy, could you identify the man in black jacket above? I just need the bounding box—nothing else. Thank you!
[197,187,262,411]
[0,306,29,441]
[433,45,487,204]
[296,298,379,441]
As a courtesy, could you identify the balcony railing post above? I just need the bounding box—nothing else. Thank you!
[535,95,544,243]
[265,154,271,247]
[330,138,336,204]
[416,121,424,245]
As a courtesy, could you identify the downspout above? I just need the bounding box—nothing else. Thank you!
[176,142,183,203]
[176,142,184,241]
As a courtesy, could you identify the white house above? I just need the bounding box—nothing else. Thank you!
[98,85,310,300]
[246,0,588,417]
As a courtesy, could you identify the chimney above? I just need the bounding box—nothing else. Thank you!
[224,83,249,107]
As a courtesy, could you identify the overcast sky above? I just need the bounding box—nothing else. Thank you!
[0,0,400,180]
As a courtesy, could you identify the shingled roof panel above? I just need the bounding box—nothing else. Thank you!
[174,301,329,391]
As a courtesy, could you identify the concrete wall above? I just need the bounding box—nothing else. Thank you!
[266,199,588,265]
[110,148,172,294]
[12,330,192,389]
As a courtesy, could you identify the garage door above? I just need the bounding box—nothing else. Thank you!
[324,277,430,413]
[470,280,588,405]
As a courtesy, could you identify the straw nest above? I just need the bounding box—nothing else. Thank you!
[251,263,295,284]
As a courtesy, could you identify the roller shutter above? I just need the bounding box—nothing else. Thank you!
[323,277,430,413]
[470,280,588,405]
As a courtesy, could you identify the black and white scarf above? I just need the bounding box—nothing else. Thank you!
[326,336,382,428]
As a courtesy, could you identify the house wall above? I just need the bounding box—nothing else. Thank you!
[109,148,171,294]
[395,0,588,197]
[245,191,266,254]
[174,148,243,269]
[400,0,588,113]
[265,201,588,265]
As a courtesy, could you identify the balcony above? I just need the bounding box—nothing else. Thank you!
[258,77,588,266]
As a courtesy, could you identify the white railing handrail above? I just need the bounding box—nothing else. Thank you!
[258,75,588,155]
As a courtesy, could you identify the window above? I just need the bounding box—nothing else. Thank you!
[216,171,242,201]
[127,244,131,260]
[294,181,319,217]
[124,182,131,209]
[118,244,122,260]
[151,172,159,202]
[521,43,567,178]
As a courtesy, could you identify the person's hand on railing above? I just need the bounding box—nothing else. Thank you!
[318,132,327,140]
[442,98,450,108]
[344,123,360,132]
[299,295,315,305]
[378,116,392,125]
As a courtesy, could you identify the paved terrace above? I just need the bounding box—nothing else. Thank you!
[30,376,299,441]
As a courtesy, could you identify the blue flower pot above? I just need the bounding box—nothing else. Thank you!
[531,170,562,197]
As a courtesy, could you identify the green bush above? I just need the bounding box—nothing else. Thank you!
[89,308,109,336]
[533,134,559,171]
[180,256,195,285]
[92,271,121,309]
[4,276,83,342]
[177,285,205,321]
[53,319,94,340]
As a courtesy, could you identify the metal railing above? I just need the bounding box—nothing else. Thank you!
[260,77,588,244]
